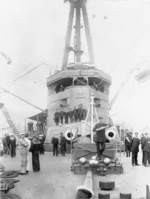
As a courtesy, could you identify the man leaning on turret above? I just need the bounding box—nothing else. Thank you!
[93,116,110,160]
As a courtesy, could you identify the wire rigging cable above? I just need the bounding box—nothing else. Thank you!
[6,62,47,88]
[0,87,44,112]
[96,25,150,102]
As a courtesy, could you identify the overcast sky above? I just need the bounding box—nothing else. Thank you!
[1,0,150,131]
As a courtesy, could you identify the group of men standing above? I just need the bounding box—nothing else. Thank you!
[125,132,150,167]
[52,133,67,156]
[2,133,17,157]
[27,121,45,132]
[19,132,43,174]
[54,106,87,126]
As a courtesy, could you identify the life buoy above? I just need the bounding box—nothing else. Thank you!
[105,126,117,141]
[64,128,76,141]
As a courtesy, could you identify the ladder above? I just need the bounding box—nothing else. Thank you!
[0,103,19,136]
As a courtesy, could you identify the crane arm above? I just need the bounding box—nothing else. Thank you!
[0,51,11,64]
[0,87,44,112]
[0,103,19,136]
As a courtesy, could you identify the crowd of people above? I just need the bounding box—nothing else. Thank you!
[54,106,87,126]
[1,132,46,174]
[125,132,150,167]
[2,133,17,157]
[1,131,68,175]
[1,124,150,177]
[27,121,46,132]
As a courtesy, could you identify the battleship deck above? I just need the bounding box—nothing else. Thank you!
[0,150,150,199]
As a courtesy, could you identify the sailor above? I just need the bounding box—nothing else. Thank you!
[68,108,74,123]
[73,106,78,122]
[93,116,109,160]
[39,122,44,132]
[64,110,69,124]
[5,133,10,155]
[52,134,59,156]
[28,122,31,131]
[30,122,34,131]
[30,137,41,172]
[141,133,150,167]
[125,132,132,157]
[54,109,60,125]
[19,131,29,175]
[59,110,65,124]
[36,122,41,131]
[92,82,98,90]
[9,133,16,158]
[38,134,45,154]
[24,133,31,173]
[60,85,64,92]
[83,108,87,120]
[130,132,140,166]
[77,105,83,122]
[60,132,66,156]
[2,134,10,155]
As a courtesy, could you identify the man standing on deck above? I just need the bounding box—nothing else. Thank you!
[125,132,132,157]
[141,133,150,167]
[93,116,109,160]
[52,134,59,156]
[140,133,145,165]
[130,132,140,166]
[60,133,66,156]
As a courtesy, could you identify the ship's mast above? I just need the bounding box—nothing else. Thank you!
[62,0,95,70]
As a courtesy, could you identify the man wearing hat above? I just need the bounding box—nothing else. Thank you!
[130,132,140,166]
[93,116,109,160]
[19,131,29,175]
[141,132,150,167]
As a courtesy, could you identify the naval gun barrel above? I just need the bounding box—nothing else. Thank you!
[76,169,94,199]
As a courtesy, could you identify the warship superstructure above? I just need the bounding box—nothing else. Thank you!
[45,0,112,150]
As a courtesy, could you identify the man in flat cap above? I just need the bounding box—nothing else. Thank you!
[93,116,110,160]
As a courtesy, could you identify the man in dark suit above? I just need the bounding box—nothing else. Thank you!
[141,133,150,167]
[130,132,140,166]
[60,133,66,156]
[52,134,59,156]
[125,132,132,157]
[93,116,109,160]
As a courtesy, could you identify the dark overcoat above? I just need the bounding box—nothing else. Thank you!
[93,122,107,142]
[131,137,140,152]
[142,137,150,152]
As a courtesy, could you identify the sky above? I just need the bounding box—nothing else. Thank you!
[0,0,150,132]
